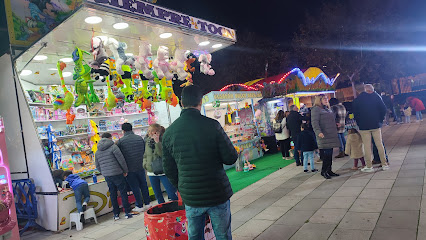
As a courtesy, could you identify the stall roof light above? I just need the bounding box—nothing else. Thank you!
[204,101,237,106]
[34,55,47,61]
[60,58,73,63]
[219,83,258,91]
[199,41,210,46]
[125,53,133,57]
[62,72,72,77]
[212,44,223,49]
[113,22,129,29]
[288,91,335,97]
[85,16,102,24]
[48,68,57,71]
[159,33,173,39]
[20,70,32,76]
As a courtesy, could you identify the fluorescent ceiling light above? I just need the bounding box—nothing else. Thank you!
[48,68,57,71]
[60,58,73,63]
[34,55,47,60]
[20,70,32,76]
[199,41,210,46]
[113,22,129,29]
[212,44,223,49]
[85,16,102,24]
[62,72,72,77]
[159,33,173,39]
[125,53,133,57]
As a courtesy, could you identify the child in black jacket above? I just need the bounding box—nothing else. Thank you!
[296,123,318,173]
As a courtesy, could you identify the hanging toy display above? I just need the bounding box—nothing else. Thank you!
[135,42,154,80]
[105,75,117,111]
[153,46,174,80]
[120,64,135,101]
[170,48,188,81]
[53,61,74,110]
[72,47,98,107]
[88,120,100,154]
[199,53,215,76]
[181,51,196,87]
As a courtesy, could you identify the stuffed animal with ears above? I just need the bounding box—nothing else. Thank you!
[199,53,215,76]
[170,49,188,81]
[135,42,154,80]
[153,46,174,80]
[89,36,108,68]
[53,61,74,110]
[107,38,128,75]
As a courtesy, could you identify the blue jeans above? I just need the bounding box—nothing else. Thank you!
[338,133,346,152]
[416,111,423,121]
[105,174,131,215]
[148,175,178,204]
[74,183,90,213]
[303,151,315,171]
[126,170,151,207]
[185,200,232,240]
[405,115,411,123]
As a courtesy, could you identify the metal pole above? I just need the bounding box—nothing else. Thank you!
[166,103,172,126]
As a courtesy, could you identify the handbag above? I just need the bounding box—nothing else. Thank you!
[273,120,283,133]
[150,143,164,175]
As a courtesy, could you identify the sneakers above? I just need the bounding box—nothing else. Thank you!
[143,204,153,212]
[125,213,133,219]
[82,202,87,212]
[113,214,120,221]
[382,165,390,171]
[80,212,85,223]
[311,169,318,173]
[304,170,309,173]
[132,206,144,213]
[361,167,374,173]
[335,152,345,158]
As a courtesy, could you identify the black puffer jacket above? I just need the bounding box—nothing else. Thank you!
[353,92,387,130]
[286,110,303,137]
[116,131,145,172]
[162,108,238,207]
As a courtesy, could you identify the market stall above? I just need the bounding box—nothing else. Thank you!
[202,91,264,170]
[3,0,236,231]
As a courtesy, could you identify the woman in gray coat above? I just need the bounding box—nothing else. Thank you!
[311,94,341,179]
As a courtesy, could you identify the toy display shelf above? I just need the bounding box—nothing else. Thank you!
[28,102,55,107]
[233,137,261,146]
[53,126,149,139]
[34,112,152,123]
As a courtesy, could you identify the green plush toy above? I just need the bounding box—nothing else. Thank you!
[72,47,98,107]
[53,61,74,110]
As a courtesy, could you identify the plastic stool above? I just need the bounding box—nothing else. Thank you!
[84,208,98,224]
[69,213,83,231]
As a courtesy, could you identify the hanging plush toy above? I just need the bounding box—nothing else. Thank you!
[105,76,117,111]
[153,46,174,80]
[159,77,175,105]
[199,53,215,75]
[181,51,196,87]
[89,120,100,154]
[135,42,154,80]
[107,38,127,75]
[89,36,108,68]
[53,61,74,110]
[72,47,99,106]
[120,64,135,101]
[170,49,188,81]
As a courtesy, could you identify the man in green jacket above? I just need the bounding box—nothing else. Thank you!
[162,85,238,240]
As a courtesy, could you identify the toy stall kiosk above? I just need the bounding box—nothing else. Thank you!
[202,91,265,171]
[3,0,236,232]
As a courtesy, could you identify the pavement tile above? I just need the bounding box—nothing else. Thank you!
[365,179,395,189]
[358,188,391,199]
[231,205,265,223]
[232,219,274,238]
[271,195,304,207]
[275,210,316,226]
[400,163,426,171]
[333,186,364,197]
[84,223,127,239]
[371,227,416,240]
[328,229,372,240]
[232,235,255,240]
[309,208,347,224]
[231,204,245,215]
[342,179,370,187]
[398,169,425,178]
[100,227,139,240]
[292,198,327,211]
[118,228,146,240]
[389,186,423,197]
[322,196,357,209]
[376,210,419,229]
[277,180,305,189]
[289,223,336,240]
[253,206,291,221]
[231,220,246,231]
[254,225,299,240]
[383,196,421,211]
[418,230,426,240]
[393,177,424,186]
[305,188,337,199]
[350,198,386,213]
[337,212,380,230]
[232,194,262,206]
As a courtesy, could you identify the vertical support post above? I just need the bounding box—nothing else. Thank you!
[251,98,261,137]
[235,102,239,118]
[166,103,172,126]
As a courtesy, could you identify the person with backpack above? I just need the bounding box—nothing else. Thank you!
[273,110,291,160]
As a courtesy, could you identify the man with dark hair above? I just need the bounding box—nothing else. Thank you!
[286,105,304,166]
[96,133,134,220]
[330,98,347,158]
[162,85,238,240]
[116,122,151,212]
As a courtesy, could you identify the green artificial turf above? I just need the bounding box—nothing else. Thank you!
[226,153,295,193]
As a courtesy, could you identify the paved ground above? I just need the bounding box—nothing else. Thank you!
[22,121,426,240]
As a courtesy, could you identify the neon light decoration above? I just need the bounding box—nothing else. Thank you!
[220,67,339,91]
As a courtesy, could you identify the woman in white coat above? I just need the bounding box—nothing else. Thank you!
[274,110,292,160]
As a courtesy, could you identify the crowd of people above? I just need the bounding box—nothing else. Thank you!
[274,84,425,180]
